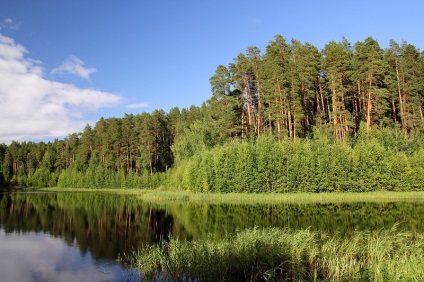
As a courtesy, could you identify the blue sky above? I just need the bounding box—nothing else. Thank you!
[0,0,423,144]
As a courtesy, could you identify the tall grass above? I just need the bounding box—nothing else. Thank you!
[41,188,424,204]
[127,226,424,281]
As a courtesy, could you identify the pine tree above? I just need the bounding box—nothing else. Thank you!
[93,117,108,165]
[291,40,322,134]
[79,124,94,166]
[246,46,264,136]
[385,40,424,136]
[353,37,390,131]
[323,39,354,141]
[229,53,257,138]
[261,35,292,140]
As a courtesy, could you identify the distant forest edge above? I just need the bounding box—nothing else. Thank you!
[1,35,423,192]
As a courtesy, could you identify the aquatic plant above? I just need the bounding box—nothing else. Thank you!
[128,226,424,281]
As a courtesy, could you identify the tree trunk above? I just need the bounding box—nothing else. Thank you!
[331,80,339,140]
[395,57,408,137]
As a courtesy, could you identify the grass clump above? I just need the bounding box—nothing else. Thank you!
[128,226,424,281]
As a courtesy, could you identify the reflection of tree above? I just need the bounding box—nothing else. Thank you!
[0,193,175,260]
[1,193,424,262]
[165,201,424,239]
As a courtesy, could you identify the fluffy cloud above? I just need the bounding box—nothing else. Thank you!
[51,55,97,80]
[0,34,122,144]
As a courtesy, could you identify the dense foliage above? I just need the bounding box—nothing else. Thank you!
[0,36,423,191]
[166,130,424,192]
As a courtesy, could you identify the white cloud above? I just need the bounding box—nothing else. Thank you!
[127,102,148,109]
[51,55,97,80]
[0,18,21,31]
[0,33,122,144]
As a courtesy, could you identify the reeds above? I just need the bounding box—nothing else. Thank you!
[42,188,424,204]
[128,226,424,281]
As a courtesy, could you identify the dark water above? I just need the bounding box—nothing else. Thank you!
[1,191,423,281]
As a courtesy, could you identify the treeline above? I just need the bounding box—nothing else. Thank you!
[213,36,424,141]
[0,105,223,188]
[0,36,423,190]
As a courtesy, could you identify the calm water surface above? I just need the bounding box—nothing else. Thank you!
[1,191,423,281]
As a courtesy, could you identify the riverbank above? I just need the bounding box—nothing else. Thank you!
[39,188,424,204]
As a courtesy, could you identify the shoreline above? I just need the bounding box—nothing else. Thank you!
[37,188,424,204]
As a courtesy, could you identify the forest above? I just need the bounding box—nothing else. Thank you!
[0,35,423,192]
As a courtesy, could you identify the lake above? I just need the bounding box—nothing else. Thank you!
[1,191,423,281]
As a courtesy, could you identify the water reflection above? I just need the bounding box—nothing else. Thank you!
[1,191,423,280]
[0,230,139,282]
[0,192,174,260]
[164,201,424,240]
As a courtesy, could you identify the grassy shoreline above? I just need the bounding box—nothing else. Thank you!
[127,227,424,281]
[37,188,424,203]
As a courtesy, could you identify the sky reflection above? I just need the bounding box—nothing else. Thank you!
[0,230,140,282]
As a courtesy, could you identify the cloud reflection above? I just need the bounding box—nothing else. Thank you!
[0,230,139,282]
